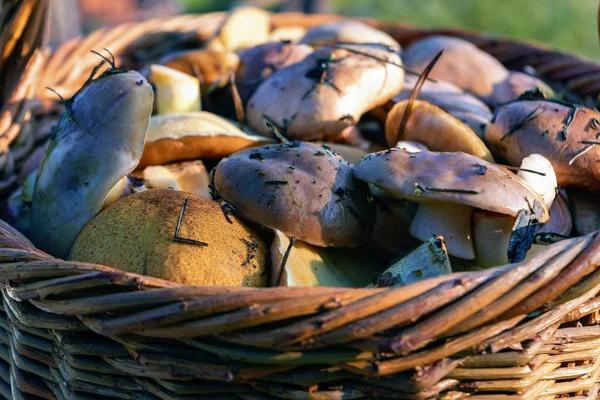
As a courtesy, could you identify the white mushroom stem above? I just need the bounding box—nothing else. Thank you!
[409,202,474,259]
[149,64,201,114]
[472,210,515,268]
[517,154,557,209]
[396,141,429,153]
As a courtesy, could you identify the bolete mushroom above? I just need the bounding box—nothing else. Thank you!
[485,100,600,189]
[70,189,268,287]
[271,230,382,287]
[206,6,271,52]
[385,99,494,161]
[30,68,154,258]
[139,112,272,167]
[142,160,211,200]
[403,35,509,101]
[214,142,374,247]
[148,64,201,114]
[300,20,401,51]
[270,26,307,42]
[488,71,554,106]
[236,41,313,104]
[354,149,549,260]
[246,44,404,141]
[568,188,600,236]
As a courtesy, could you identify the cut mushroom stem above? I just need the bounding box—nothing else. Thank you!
[371,234,451,287]
[409,202,474,259]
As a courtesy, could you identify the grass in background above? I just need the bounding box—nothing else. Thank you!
[183,0,600,60]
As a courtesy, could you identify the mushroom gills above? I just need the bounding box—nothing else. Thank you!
[409,202,474,260]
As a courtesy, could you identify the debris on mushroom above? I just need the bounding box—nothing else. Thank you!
[70,189,268,286]
[246,44,404,141]
[568,188,600,236]
[214,142,374,247]
[139,112,273,167]
[30,68,154,258]
[371,235,451,287]
[488,71,554,106]
[159,49,240,95]
[142,160,211,199]
[388,74,493,138]
[207,6,271,52]
[271,230,382,287]
[236,41,313,104]
[485,100,600,189]
[300,20,401,51]
[354,149,549,261]
[385,99,494,161]
[269,26,307,42]
[149,64,201,114]
[403,35,509,101]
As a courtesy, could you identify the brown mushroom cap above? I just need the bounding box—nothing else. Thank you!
[236,42,313,104]
[214,142,374,247]
[488,71,554,106]
[139,112,272,167]
[385,99,494,161]
[485,100,600,189]
[300,20,401,51]
[246,44,404,141]
[403,36,508,99]
[70,189,268,287]
[354,148,549,221]
[393,75,492,137]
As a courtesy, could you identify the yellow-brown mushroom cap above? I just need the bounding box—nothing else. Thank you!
[354,148,549,222]
[300,20,401,51]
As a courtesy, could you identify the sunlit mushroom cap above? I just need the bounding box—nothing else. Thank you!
[214,142,374,247]
[236,42,313,104]
[485,100,600,189]
[300,20,401,51]
[246,44,404,141]
[139,112,273,167]
[354,148,549,222]
[206,6,271,52]
[403,36,508,99]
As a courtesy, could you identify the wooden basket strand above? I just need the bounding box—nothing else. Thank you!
[2,10,600,400]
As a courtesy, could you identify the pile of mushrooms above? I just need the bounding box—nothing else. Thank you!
[6,9,600,288]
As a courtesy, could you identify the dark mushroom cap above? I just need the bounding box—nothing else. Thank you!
[214,142,374,247]
[354,148,549,222]
[485,100,600,189]
[246,44,404,141]
[403,36,508,100]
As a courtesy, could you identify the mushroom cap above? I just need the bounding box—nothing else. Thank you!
[69,189,268,287]
[403,36,508,99]
[139,112,272,167]
[246,44,404,141]
[142,160,211,200]
[488,71,554,106]
[149,64,201,114]
[384,99,494,161]
[353,148,549,222]
[236,41,313,103]
[537,189,572,237]
[393,75,492,137]
[30,70,154,258]
[214,142,374,247]
[300,20,401,51]
[207,6,271,51]
[485,100,600,189]
[269,26,307,42]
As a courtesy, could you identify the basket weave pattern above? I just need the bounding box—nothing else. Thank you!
[2,11,600,399]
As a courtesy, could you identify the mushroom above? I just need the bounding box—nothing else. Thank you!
[567,188,600,236]
[488,71,554,106]
[389,74,492,138]
[214,142,374,247]
[139,112,272,167]
[370,198,420,256]
[313,142,368,164]
[485,100,600,189]
[142,160,211,200]
[385,99,494,161]
[246,44,404,141]
[30,68,154,258]
[403,35,509,101]
[236,41,313,104]
[516,153,557,209]
[206,6,271,52]
[149,64,201,114]
[269,26,307,42]
[300,20,401,51]
[354,149,549,260]
[537,189,572,239]
[70,189,268,287]
[371,235,451,287]
[271,230,382,287]
[396,141,429,153]
[159,49,240,95]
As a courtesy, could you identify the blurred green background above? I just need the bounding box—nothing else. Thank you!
[182,0,600,60]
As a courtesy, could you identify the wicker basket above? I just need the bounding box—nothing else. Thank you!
[2,7,600,400]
